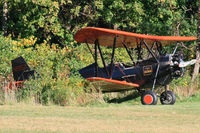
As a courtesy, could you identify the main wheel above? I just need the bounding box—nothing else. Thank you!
[160,91,176,105]
[141,90,158,105]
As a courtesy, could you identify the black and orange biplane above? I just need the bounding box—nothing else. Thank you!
[74,27,198,105]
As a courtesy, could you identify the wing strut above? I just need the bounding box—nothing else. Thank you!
[172,42,180,55]
[94,40,98,77]
[143,40,160,91]
[110,36,117,78]
[86,42,95,60]
[137,41,143,60]
[95,40,109,76]
[156,42,163,55]
[122,42,135,65]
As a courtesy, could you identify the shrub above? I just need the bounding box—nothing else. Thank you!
[0,35,95,105]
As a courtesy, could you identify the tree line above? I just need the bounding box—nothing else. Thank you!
[1,0,198,42]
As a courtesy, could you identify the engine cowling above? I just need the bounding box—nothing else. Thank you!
[170,54,185,79]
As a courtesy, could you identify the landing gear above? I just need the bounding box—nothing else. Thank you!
[160,90,176,105]
[141,90,158,105]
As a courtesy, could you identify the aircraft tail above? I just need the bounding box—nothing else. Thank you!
[11,56,36,81]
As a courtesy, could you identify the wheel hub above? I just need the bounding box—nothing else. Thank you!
[161,93,173,104]
[144,95,153,104]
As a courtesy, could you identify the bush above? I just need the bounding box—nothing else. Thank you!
[0,35,99,105]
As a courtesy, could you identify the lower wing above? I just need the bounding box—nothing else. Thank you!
[87,77,140,92]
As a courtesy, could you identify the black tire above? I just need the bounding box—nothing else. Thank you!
[160,91,176,105]
[141,90,158,105]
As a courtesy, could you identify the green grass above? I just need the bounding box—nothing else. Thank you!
[0,102,200,133]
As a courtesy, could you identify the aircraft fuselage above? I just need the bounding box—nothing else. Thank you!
[79,54,184,92]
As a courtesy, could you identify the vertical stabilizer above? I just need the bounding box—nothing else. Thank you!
[11,56,33,81]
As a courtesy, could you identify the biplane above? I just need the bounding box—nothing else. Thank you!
[74,27,198,105]
[7,56,39,90]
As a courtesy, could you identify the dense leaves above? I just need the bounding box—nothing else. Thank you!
[0,0,198,42]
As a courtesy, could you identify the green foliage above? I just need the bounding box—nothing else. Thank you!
[1,0,64,44]
[0,35,96,105]
[0,35,13,76]
[0,0,198,41]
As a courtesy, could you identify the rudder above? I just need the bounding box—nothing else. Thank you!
[11,56,34,81]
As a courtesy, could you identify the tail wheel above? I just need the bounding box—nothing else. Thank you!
[160,91,176,105]
[141,90,158,105]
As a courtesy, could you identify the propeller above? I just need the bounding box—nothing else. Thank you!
[179,59,199,68]
[170,53,199,78]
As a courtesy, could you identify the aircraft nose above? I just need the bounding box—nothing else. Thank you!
[171,53,183,66]
[171,54,185,78]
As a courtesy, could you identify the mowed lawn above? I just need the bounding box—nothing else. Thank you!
[0,102,200,133]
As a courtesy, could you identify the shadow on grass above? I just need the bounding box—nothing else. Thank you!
[107,91,141,103]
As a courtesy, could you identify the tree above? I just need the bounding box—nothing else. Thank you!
[2,0,8,36]
[191,0,200,82]
[1,0,64,45]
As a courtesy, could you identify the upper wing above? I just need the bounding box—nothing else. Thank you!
[87,77,139,92]
[74,27,197,48]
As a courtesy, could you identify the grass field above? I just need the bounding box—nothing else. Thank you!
[0,102,200,133]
